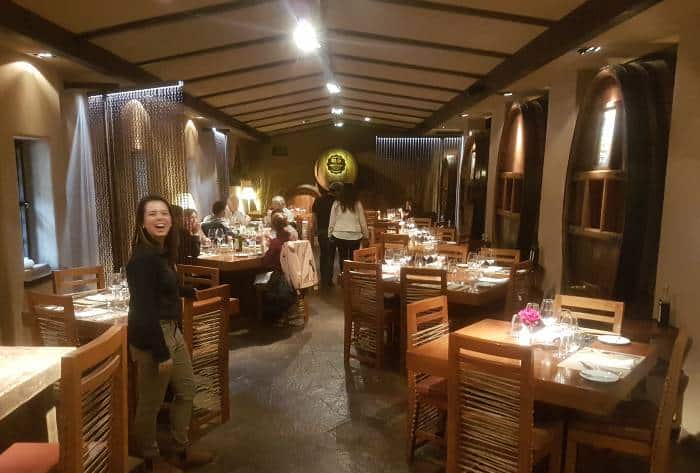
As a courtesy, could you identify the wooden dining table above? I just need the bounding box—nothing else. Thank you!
[195,251,264,272]
[406,319,658,416]
[0,346,75,421]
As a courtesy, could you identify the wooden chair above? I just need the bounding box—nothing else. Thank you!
[479,247,520,267]
[400,267,447,371]
[564,330,691,473]
[434,227,456,242]
[343,261,387,369]
[381,233,409,246]
[353,246,379,264]
[25,291,79,346]
[436,243,468,263]
[503,260,535,319]
[176,264,220,289]
[52,265,105,295]
[554,294,624,334]
[406,296,450,461]
[364,210,379,227]
[182,295,230,437]
[413,217,432,228]
[447,333,563,473]
[194,283,240,321]
[0,326,129,473]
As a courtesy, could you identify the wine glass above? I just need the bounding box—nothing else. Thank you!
[484,248,496,266]
[541,298,556,326]
[557,310,579,358]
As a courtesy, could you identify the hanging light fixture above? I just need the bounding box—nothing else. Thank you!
[331,107,343,115]
[293,19,321,53]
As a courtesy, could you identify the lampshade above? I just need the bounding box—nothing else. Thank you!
[175,192,197,211]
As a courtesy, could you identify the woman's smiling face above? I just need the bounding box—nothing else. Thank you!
[143,200,172,243]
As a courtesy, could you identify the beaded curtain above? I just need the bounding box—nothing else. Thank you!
[88,84,187,270]
[213,129,229,199]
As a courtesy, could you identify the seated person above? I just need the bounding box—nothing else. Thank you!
[201,200,233,237]
[226,195,250,226]
[266,195,295,226]
[261,213,296,320]
[268,210,299,241]
[179,208,202,262]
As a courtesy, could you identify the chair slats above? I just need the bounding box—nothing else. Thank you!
[53,266,105,295]
[26,291,79,347]
[503,261,535,320]
[480,248,520,267]
[176,264,220,289]
[437,243,468,263]
[353,246,379,264]
[554,294,624,334]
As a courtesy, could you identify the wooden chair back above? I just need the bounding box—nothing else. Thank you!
[381,233,409,246]
[25,291,79,346]
[406,296,449,351]
[554,294,624,334]
[182,295,230,432]
[343,261,385,368]
[504,260,535,319]
[651,330,690,473]
[413,217,432,228]
[400,267,447,306]
[176,264,220,289]
[434,227,456,242]
[437,243,468,263]
[448,333,534,473]
[59,325,128,473]
[53,266,105,295]
[353,246,379,264]
[479,247,520,267]
[364,210,379,227]
[194,283,239,318]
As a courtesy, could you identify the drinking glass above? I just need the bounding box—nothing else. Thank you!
[467,252,479,269]
[484,248,496,266]
[541,298,556,326]
[557,309,579,358]
[525,302,540,313]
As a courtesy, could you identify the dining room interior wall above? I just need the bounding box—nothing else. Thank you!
[0,49,67,344]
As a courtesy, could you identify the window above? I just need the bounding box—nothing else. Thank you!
[15,140,31,258]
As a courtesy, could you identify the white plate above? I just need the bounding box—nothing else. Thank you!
[597,335,631,345]
[580,369,619,383]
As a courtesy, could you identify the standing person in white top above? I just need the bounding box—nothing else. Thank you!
[328,184,368,271]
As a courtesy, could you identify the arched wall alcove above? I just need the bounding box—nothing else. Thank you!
[562,57,675,318]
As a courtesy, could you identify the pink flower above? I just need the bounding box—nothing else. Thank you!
[518,307,541,327]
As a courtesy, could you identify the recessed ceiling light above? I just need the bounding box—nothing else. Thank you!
[460,113,469,118]
[302,120,307,124]
[334,121,344,127]
[195,116,205,119]
[326,82,341,94]
[577,46,602,55]
[293,19,321,53]
[34,52,54,59]
[331,107,343,115]
[502,92,513,97]
[364,117,371,122]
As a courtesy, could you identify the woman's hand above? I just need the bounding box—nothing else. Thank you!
[158,358,174,375]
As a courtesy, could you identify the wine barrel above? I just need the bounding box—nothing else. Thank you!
[314,148,358,190]
[562,58,674,318]
[493,97,548,256]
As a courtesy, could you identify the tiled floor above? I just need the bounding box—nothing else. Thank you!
[188,286,698,473]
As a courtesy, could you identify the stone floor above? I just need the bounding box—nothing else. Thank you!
[187,285,698,473]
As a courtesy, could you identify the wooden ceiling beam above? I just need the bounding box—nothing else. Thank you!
[244,104,331,124]
[371,0,554,27]
[185,58,301,83]
[265,117,408,135]
[79,0,277,39]
[136,35,286,66]
[0,0,266,141]
[228,97,331,116]
[215,86,326,109]
[336,72,462,93]
[414,0,662,133]
[342,86,447,104]
[328,28,510,59]
[248,112,331,128]
[197,72,322,99]
[336,97,435,113]
[336,102,427,119]
[332,53,484,79]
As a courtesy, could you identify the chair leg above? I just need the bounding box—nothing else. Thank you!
[548,422,564,473]
[564,433,578,473]
[407,396,419,463]
[344,314,352,367]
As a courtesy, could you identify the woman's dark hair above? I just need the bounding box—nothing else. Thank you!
[271,211,290,240]
[183,208,198,219]
[131,195,179,264]
[171,205,184,229]
[212,200,227,216]
[338,183,359,212]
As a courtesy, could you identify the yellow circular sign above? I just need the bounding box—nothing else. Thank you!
[314,148,358,190]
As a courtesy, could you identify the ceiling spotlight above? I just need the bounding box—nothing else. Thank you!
[326,82,341,94]
[364,117,371,122]
[502,92,513,97]
[460,113,469,118]
[334,121,344,128]
[331,107,343,115]
[577,45,602,55]
[302,120,307,124]
[34,52,54,59]
[293,19,321,53]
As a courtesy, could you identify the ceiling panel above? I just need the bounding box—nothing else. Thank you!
[15,0,227,33]
[259,114,331,132]
[221,89,328,115]
[333,56,475,90]
[325,0,545,55]
[143,40,304,80]
[328,33,502,74]
[344,113,413,128]
[248,108,333,127]
[236,98,331,121]
[429,0,588,21]
[91,2,290,63]
[335,74,456,102]
[342,88,443,111]
[203,75,325,107]
[338,99,431,118]
[184,60,323,96]
[340,107,421,123]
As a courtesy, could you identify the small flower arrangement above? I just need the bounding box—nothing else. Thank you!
[518,306,541,327]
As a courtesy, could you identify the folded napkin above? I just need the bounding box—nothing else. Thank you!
[479,276,508,284]
[557,347,642,375]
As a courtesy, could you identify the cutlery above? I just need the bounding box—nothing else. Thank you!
[580,361,622,377]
